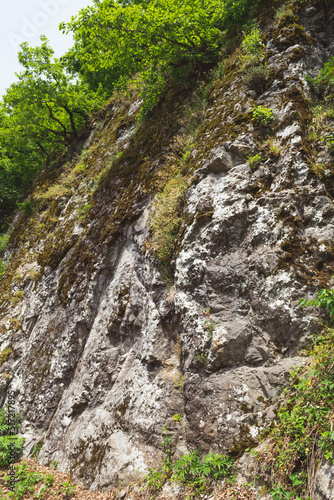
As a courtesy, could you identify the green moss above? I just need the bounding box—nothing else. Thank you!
[0,347,12,366]
[276,206,334,288]
[229,423,258,457]
[272,23,313,50]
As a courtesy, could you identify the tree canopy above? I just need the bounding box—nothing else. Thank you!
[60,0,258,104]
[0,0,261,226]
[0,37,104,222]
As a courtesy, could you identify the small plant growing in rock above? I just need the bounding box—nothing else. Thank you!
[257,291,334,496]
[0,347,12,366]
[196,352,208,364]
[172,413,182,422]
[78,203,92,222]
[311,162,325,179]
[299,288,334,319]
[243,65,268,95]
[263,138,280,157]
[248,153,265,169]
[0,259,8,281]
[32,443,42,458]
[174,374,184,392]
[307,55,334,99]
[205,319,216,337]
[274,5,294,21]
[11,290,24,305]
[251,106,273,125]
[160,425,173,472]
[321,133,334,151]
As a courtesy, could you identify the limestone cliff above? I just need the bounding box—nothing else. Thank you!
[0,1,334,498]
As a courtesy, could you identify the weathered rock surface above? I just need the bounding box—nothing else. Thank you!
[0,2,334,498]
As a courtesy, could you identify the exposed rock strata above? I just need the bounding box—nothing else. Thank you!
[0,2,334,497]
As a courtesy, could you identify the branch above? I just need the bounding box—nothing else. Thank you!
[44,102,69,138]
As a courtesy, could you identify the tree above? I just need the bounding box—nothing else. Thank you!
[0,105,43,221]
[61,0,226,96]
[3,36,105,154]
[61,0,261,111]
[0,37,105,222]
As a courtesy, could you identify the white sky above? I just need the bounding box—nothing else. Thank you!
[0,0,93,98]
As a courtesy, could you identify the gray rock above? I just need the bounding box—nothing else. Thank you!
[201,146,233,173]
[0,6,333,499]
[314,461,334,500]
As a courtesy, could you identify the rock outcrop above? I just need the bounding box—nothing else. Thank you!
[0,1,334,497]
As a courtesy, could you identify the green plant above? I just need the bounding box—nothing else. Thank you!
[172,450,234,497]
[248,153,265,169]
[0,347,12,366]
[307,55,334,100]
[61,480,76,498]
[16,201,33,215]
[299,288,334,319]
[196,352,208,364]
[174,375,184,392]
[147,175,188,262]
[35,474,54,499]
[320,133,334,151]
[0,259,8,281]
[62,0,262,115]
[239,24,265,70]
[173,414,182,422]
[11,290,24,305]
[200,452,234,481]
[270,485,302,500]
[3,461,54,500]
[205,319,217,337]
[51,460,58,470]
[242,65,268,94]
[274,5,294,20]
[0,406,23,468]
[0,233,10,253]
[144,425,173,492]
[31,443,42,459]
[257,291,334,495]
[311,162,325,179]
[78,203,92,221]
[251,106,273,125]
[160,425,173,473]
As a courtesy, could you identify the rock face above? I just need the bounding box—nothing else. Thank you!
[0,1,334,497]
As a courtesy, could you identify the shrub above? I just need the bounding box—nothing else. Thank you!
[239,24,265,70]
[307,55,334,100]
[16,201,33,215]
[145,426,234,498]
[257,290,334,497]
[299,288,334,319]
[242,65,268,94]
[251,105,273,125]
[0,233,10,254]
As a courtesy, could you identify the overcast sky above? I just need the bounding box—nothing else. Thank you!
[0,0,93,98]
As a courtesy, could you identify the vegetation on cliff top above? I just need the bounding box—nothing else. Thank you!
[0,0,261,229]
